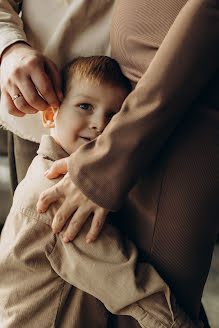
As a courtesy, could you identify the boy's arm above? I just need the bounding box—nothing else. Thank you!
[48,220,198,327]
[67,0,219,211]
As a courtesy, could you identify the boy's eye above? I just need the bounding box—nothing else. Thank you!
[79,103,92,110]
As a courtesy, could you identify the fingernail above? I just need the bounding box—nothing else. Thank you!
[86,239,92,244]
[44,170,49,176]
[37,208,43,213]
[63,236,69,243]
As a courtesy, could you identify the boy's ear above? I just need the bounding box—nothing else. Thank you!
[42,107,56,128]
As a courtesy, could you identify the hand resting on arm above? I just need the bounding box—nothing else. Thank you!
[36,157,109,243]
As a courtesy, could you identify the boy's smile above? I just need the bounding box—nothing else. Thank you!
[52,77,129,154]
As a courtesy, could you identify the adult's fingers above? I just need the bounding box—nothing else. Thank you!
[37,172,73,212]
[62,207,92,243]
[51,200,78,234]
[37,184,63,213]
[0,43,60,114]
[45,59,63,102]
[44,158,68,179]
[86,209,108,243]
[8,85,39,114]
[17,77,49,111]
[31,62,60,109]
[0,91,26,117]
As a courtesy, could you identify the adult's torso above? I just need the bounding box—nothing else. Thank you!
[111,0,187,85]
[0,0,116,142]
[110,0,219,321]
[22,0,114,70]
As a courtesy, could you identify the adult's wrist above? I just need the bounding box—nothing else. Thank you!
[0,41,30,64]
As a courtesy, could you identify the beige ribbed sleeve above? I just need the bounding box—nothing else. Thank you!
[68,0,219,210]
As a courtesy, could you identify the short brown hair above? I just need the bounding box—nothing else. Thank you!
[62,56,132,95]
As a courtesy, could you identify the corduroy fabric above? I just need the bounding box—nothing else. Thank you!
[67,0,219,322]
[0,136,199,328]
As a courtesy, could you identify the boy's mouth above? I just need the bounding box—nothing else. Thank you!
[80,136,91,141]
[80,133,100,141]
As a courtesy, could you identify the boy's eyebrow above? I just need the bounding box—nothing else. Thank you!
[72,94,98,101]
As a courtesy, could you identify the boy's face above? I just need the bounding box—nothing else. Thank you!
[52,77,128,154]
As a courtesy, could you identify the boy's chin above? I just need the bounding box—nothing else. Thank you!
[60,138,91,155]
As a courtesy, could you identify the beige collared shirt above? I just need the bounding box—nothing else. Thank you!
[0,135,196,328]
[0,0,115,142]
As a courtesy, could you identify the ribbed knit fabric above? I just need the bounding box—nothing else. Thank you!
[110,0,219,322]
[111,0,187,84]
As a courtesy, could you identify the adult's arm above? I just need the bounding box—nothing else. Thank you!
[68,0,219,210]
[0,0,61,116]
[0,0,26,57]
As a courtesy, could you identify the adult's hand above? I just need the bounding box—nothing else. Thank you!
[37,158,109,243]
[44,157,68,179]
[0,42,62,117]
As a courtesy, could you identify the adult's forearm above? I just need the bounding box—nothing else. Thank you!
[69,0,219,210]
[0,0,27,58]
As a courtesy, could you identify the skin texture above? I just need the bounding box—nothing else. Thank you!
[0,42,62,116]
[37,77,129,243]
[52,77,128,154]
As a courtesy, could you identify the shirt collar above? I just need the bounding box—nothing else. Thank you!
[37,135,69,161]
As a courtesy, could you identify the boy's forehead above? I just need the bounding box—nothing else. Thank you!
[66,77,99,96]
[68,76,127,92]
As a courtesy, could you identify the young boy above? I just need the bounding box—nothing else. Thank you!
[0,56,198,328]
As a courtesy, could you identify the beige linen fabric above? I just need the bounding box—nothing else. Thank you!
[0,135,198,328]
[0,0,115,142]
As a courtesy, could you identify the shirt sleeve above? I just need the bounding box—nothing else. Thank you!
[68,0,219,210]
[0,0,27,57]
[47,220,172,317]
[47,219,199,327]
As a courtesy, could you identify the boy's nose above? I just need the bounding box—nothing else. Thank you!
[89,114,107,133]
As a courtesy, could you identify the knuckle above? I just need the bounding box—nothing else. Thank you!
[24,55,41,68]
[2,77,14,90]
[94,220,103,229]
[12,67,22,79]
[64,179,74,191]
[40,84,51,95]
[68,221,82,236]
[53,184,61,195]
[28,93,40,105]
[3,78,13,88]
[16,99,28,110]
[73,193,80,203]
[70,220,80,230]
[55,214,64,224]
[53,161,59,170]
[39,192,47,202]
